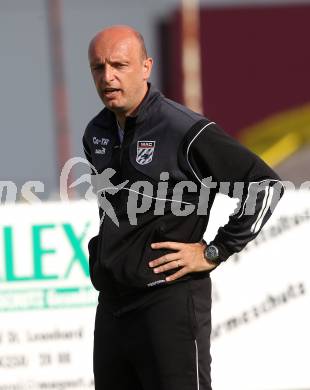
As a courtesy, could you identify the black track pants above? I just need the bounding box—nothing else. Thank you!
[93,276,212,390]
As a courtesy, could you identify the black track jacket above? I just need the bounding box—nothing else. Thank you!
[83,83,284,297]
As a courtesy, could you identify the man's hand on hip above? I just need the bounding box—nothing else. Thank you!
[148,241,217,282]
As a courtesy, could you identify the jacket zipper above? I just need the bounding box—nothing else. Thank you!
[98,127,123,268]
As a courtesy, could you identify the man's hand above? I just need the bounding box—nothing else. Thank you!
[148,241,217,282]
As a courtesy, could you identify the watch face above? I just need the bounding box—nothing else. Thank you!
[206,245,219,261]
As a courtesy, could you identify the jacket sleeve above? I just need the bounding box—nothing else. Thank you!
[185,121,285,261]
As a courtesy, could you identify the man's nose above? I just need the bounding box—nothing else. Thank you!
[102,64,114,83]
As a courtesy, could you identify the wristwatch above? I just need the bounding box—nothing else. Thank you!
[201,240,222,266]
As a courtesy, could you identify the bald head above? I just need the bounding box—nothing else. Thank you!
[89,25,148,62]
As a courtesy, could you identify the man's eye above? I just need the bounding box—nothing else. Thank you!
[92,65,103,71]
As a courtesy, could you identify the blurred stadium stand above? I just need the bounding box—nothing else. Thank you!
[0,0,309,201]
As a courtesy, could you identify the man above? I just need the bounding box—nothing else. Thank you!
[83,25,284,390]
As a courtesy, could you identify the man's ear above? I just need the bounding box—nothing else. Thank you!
[143,57,153,80]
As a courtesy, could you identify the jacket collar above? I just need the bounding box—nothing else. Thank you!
[127,82,162,125]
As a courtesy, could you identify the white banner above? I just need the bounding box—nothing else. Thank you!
[206,190,310,390]
[0,200,99,390]
[0,190,309,389]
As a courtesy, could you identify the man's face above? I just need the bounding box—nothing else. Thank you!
[88,31,152,115]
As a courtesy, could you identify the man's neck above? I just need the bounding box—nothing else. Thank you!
[115,114,126,130]
[115,83,149,129]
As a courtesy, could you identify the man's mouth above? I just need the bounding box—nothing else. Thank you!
[103,87,121,97]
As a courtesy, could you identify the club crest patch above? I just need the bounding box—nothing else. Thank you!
[136,141,156,165]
